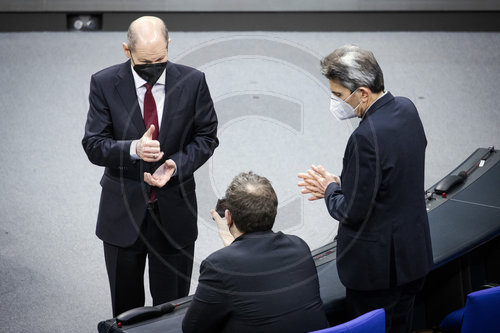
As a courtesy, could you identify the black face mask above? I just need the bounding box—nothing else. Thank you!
[133,60,167,86]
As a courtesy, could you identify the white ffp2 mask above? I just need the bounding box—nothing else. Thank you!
[329,89,361,120]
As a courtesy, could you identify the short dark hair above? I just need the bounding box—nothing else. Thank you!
[127,17,169,51]
[320,44,384,93]
[225,172,278,233]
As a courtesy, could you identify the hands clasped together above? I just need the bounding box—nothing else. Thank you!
[137,125,176,188]
[297,164,340,201]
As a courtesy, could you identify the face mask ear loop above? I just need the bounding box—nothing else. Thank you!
[347,88,363,117]
[344,87,359,103]
[130,51,136,66]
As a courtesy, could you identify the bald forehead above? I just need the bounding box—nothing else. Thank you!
[130,17,166,47]
[131,16,164,32]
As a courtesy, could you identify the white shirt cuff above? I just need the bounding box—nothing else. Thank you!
[130,140,140,160]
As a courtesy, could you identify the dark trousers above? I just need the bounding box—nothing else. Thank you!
[103,204,194,317]
[346,277,425,333]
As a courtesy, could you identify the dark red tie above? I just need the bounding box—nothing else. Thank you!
[144,83,159,202]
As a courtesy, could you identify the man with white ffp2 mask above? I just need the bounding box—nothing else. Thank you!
[298,45,433,333]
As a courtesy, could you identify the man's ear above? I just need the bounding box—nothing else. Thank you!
[122,42,131,59]
[358,87,371,103]
[225,209,232,227]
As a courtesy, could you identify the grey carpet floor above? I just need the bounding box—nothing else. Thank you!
[0,31,499,332]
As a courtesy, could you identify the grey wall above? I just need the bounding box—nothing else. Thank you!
[2,0,500,32]
[0,31,499,332]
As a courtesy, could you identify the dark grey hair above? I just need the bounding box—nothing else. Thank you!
[225,171,278,233]
[127,18,169,51]
[321,45,384,93]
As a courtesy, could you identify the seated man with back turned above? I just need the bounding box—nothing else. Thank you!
[182,172,329,333]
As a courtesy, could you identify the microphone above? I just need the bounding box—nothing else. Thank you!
[435,147,495,196]
[434,170,468,195]
[116,302,175,326]
[157,303,175,314]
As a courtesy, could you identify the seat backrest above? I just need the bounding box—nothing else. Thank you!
[461,286,500,333]
[310,308,385,333]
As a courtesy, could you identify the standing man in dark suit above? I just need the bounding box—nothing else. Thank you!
[82,16,218,317]
[182,172,329,333]
[298,45,433,332]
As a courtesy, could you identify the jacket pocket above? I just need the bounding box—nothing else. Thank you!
[340,226,380,242]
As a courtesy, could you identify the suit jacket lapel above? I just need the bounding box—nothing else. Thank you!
[115,60,146,137]
[159,61,183,144]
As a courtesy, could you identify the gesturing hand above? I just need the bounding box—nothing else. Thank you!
[297,164,340,201]
[144,159,176,188]
[136,125,164,162]
[210,209,235,247]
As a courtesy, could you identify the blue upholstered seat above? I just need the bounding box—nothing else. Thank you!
[439,285,500,333]
[309,308,385,333]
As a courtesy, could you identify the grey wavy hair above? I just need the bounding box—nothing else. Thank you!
[321,45,384,93]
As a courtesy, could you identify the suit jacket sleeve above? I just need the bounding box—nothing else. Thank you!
[324,131,381,228]
[169,73,218,178]
[82,74,134,168]
[182,258,229,333]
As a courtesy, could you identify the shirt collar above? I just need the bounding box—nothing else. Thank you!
[130,62,166,89]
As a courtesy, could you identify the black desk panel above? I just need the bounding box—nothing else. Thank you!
[453,161,500,207]
[429,199,500,268]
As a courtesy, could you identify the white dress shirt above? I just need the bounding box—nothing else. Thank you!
[129,65,166,159]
